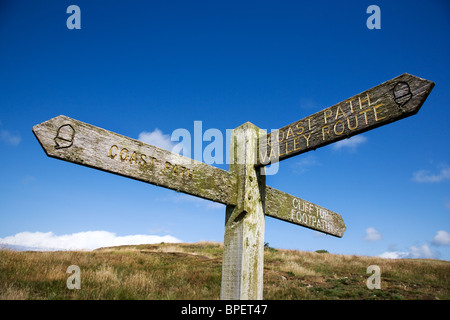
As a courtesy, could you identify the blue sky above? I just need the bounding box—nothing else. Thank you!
[1,1,449,260]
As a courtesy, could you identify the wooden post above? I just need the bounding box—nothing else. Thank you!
[220,122,266,300]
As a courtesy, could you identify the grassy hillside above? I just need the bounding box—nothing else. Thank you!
[0,242,448,300]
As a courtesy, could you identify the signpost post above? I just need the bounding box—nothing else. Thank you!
[33,73,434,300]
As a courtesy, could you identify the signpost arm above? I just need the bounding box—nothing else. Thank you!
[32,115,236,205]
[221,122,266,300]
[265,186,346,237]
[256,73,435,166]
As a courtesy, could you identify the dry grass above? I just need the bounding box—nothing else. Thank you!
[0,242,448,300]
[263,248,449,299]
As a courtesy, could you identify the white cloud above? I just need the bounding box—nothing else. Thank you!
[21,175,37,185]
[294,154,320,174]
[380,244,436,259]
[160,194,224,210]
[332,135,367,152]
[363,227,382,241]
[379,251,410,259]
[138,128,176,151]
[0,120,20,146]
[432,230,450,246]
[409,244,435,259]
[0,231,182,251]
[299,98,318,110]
[412,163,450,183]
[381,231,450,259]
[0,130,21,146]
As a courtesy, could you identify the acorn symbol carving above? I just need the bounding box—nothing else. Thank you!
[393,82,412,110]
[54,124,75,149]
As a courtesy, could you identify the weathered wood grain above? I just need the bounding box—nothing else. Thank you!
[265,186,346,238]
[33,116,347,234]
[33,116,349,301]
[32,72,435,301]
[33,115,236,205]
[221,122,266,300]
[257,73,435,166]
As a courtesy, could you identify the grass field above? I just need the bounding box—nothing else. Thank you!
[0,242,448,300]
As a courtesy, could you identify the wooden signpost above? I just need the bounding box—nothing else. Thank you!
[33,73,434,300]
[33,115,235,205]
[257,73,435,166]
